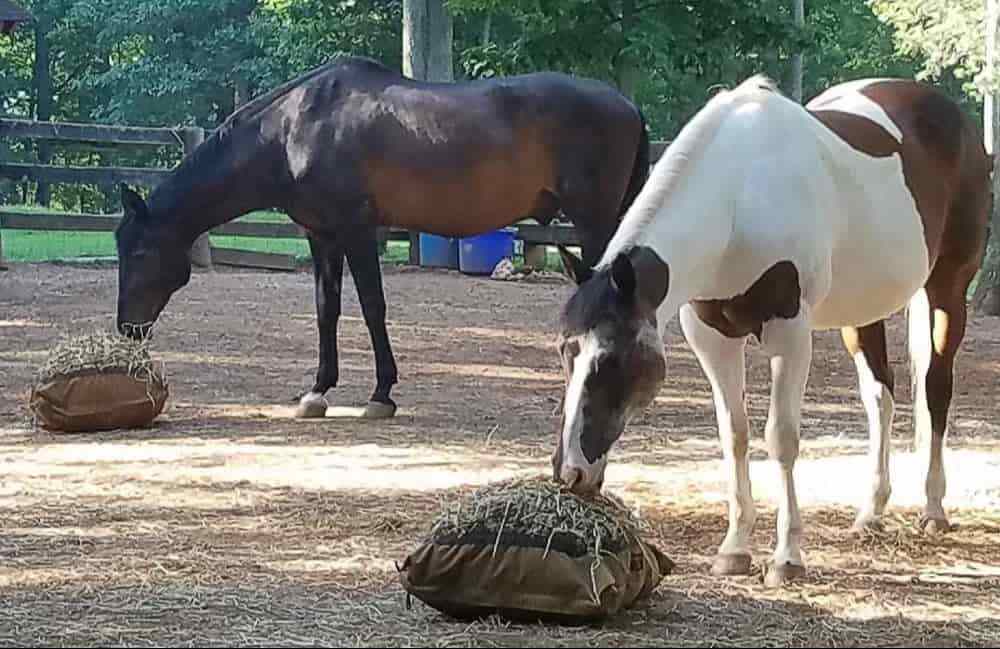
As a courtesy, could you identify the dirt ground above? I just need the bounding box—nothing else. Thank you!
[1,261,999,647]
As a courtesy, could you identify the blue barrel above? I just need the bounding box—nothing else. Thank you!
[418,233,459,269]
[458,228,516,275]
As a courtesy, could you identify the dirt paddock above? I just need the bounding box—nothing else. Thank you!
[2,261,999,647]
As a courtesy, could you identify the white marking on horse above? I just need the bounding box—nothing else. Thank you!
[559,332,607,484]
[806,79,903,142]
[852,349,894,530]
[908,288,948,523]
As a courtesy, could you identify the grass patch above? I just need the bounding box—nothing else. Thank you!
[1,205,568,272]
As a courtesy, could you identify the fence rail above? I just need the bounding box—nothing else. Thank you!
[0,118,186,146]
[2,116,666,271]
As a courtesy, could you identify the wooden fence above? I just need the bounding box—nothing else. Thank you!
[0,116,670,271]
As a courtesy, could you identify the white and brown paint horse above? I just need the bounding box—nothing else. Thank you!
[553,75,991,587]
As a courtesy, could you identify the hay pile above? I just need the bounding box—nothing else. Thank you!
[429,476,647,559]
[29,329,168,433]
[398,476,674,625]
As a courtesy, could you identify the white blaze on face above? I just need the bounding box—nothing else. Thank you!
[560,331,608,487]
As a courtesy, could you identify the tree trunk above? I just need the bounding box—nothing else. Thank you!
[614,0,638,100]
[481,12,492,47]
[403,0,454,264]
[974,0,1000,315]
[33,13,53,207]
[403,0,453,82]
[789,0,804,103]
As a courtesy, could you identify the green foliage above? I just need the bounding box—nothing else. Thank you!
[870,0,986,97]
[0,0,975,212]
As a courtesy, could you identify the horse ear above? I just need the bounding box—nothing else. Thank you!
[628,246,670,312]
[120,183,149,221]
[610,252,637,298]
[558,245,592,285]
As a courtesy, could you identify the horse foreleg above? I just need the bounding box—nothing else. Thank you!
[679,305,756,576]
[841,321,895,533]
[760,305,812,588]
[296,234,345,419]
[346,230,398,419]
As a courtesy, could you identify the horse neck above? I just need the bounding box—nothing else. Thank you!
[648,173,735,336]
[601,134,740,338]
[148,124,284,245]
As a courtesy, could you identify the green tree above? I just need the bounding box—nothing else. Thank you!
[872,0,999,314]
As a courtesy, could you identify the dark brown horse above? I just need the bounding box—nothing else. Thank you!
[115,55,650,418]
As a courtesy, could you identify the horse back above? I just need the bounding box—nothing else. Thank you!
[275,58,644,235]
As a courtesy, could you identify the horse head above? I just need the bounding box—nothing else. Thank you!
[552,245,670,495]
[114,183,193,339]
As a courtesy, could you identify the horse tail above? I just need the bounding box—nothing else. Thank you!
[620,107,651,217]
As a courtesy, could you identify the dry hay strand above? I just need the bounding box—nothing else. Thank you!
[427,475,649,560]
[34,327,166,387]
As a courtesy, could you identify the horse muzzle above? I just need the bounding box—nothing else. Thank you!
[117,320,153,340]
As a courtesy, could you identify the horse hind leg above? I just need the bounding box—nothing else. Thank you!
[841,321,895,534]
[759,305,813,588]
[345,228,399,419]
[908,256,978,535]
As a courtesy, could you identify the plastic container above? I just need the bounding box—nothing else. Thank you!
[458,228,516,275]
[418,233,459,269]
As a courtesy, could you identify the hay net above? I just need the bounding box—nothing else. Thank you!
[35,329,166,386]
[427,476,650,559]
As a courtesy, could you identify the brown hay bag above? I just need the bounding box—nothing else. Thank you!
[29,370,168,433]
[398,531,674,624]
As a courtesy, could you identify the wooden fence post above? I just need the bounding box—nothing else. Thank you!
[179,126,213,269]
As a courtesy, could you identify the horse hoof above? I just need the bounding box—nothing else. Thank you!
[295,393,328,418]
[762,561,806,588]
[363,400,397,419]
[711,553,752,576]
[850,517,886,537]
[919,515,954,535]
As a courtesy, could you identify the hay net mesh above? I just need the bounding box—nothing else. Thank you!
[428,476,650,559]
[35,329,165,386]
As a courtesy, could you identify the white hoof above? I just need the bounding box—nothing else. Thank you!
[295,392,328,418]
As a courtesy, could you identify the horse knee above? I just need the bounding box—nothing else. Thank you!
[765,418,800,467]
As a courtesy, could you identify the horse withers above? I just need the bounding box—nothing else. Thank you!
[114,55,650,418]
[553,75,991,587]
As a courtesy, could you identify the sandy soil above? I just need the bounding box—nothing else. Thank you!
[1,262,998,647]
